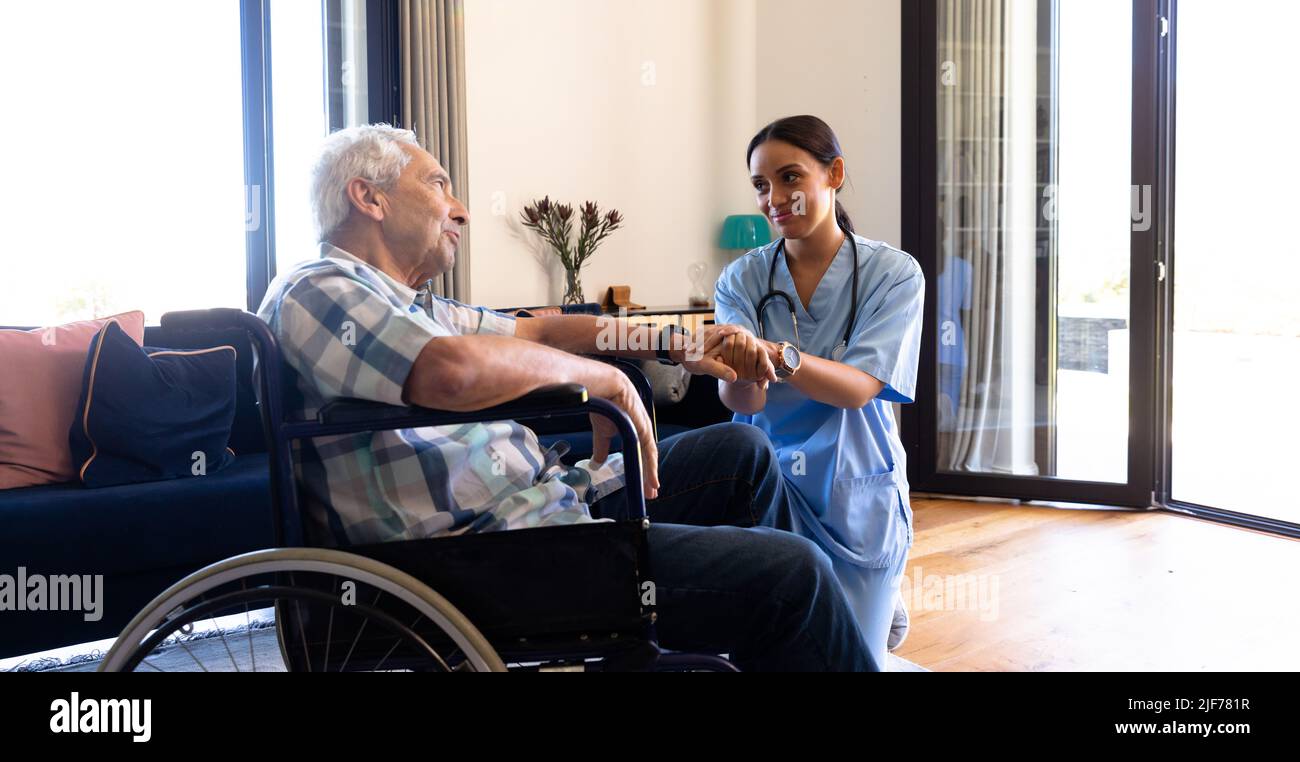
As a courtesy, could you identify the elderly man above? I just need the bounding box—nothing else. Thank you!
[256,124,876,671]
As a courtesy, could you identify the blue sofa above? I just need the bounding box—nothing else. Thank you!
[0,324,275,659]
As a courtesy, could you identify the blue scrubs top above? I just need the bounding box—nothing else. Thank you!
[714,233,925,571]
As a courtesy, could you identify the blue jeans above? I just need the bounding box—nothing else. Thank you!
[590,422,878,671]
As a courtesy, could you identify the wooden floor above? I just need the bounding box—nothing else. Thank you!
[893,498,1300,671]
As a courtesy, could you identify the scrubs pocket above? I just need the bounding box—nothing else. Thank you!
[825,466,909,569]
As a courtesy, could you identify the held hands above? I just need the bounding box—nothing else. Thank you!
[588,325,780,499]
[697,324,778,387]
[586,325,775,500]
[674,325,778,386]
[675,326,737,383]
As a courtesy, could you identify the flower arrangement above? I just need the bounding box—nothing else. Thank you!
[521,196,624,304]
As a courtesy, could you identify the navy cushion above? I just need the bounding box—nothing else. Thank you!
[143,325,267,455]
[69,321,238,487]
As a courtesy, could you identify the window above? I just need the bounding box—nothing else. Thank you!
[270,0,330,275]
[0,2,247,326]
[0,0,398,326]
[268,0,378,276]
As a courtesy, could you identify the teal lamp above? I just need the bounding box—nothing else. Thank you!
[718,214,773,251]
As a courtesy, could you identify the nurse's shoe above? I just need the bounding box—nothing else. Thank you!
[887,593,909,651]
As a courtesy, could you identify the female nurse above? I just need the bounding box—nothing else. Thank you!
[712,115,925,667]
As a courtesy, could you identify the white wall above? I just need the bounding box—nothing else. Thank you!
[756,0,901,248]
[463,0,899,307]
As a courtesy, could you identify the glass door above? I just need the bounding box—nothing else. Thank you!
[903,0,1161,506]
[1164,0,1300,531]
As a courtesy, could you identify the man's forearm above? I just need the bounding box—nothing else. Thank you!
[403,334,619,411]
[518,315,688,362]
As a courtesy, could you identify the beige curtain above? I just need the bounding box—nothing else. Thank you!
[401,0,471,301]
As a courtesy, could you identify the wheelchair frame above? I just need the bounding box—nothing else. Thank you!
[99,308,736,672]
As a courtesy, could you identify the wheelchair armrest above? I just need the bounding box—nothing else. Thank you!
[295,383,647,520]
[317,383,589,428]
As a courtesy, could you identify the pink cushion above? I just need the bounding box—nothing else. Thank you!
[0,312,145,489]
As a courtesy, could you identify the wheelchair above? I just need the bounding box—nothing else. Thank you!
[98,308,737,672]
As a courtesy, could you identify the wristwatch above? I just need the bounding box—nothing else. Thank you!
[656,324,690,365]
[774,341,802,380]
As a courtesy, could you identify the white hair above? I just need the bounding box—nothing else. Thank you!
[311,123,420,240]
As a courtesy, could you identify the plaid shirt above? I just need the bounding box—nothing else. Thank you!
[257,243,624,545]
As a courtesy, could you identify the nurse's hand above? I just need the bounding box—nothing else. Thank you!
[589,366,659,501]
[678,328,739,382]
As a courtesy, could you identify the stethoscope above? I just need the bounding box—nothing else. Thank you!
[757,225,860,362]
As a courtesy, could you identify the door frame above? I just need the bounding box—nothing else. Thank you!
[900,0,1161,509]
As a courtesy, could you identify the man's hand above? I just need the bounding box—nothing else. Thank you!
[588,364,659,501]
[702,324,778,386]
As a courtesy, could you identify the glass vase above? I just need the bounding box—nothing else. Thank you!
[562,267,584,305]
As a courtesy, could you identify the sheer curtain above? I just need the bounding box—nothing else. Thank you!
[936,0,1038,474]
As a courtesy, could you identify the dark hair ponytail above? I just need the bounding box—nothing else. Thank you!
[747,114,854,236]
[834,199,855,236]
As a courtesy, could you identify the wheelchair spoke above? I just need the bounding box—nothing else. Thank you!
[409,614,453,672]
[373,638,401,671]
[373,612,449,673]
[444,648,472,671]
[338,591,384,673]
[290,571,311,673]
[214,617,240,673]
[177,637,209,672]
[368,607,412,672]
[323,578,337,672]
[427,643,454,673]
[242,580,257,672]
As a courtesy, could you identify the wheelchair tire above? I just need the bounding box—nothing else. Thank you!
[98,547,506,672]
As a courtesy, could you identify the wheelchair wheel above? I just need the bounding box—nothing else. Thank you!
[98,548,506,672]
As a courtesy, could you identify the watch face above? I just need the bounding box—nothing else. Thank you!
[782,344,800,369]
